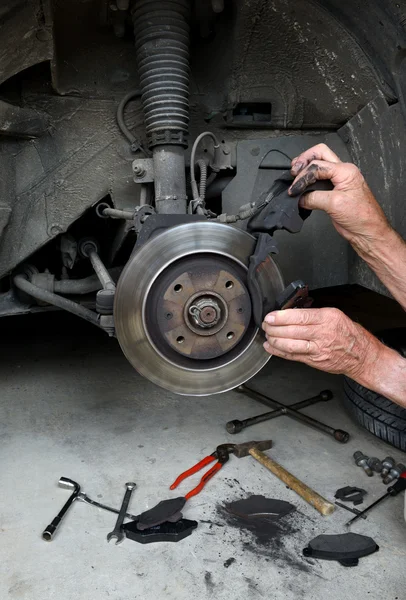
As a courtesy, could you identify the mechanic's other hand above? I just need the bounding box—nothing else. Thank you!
[289,143,390,251]
[262,307,381,378]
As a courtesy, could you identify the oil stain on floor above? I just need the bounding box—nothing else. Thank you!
[213,495,318,574]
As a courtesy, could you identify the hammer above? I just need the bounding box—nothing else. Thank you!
[234,440,335,516]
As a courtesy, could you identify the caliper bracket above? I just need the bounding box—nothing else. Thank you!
[246,171,332,326]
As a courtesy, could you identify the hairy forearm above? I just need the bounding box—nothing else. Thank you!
[353,227,406,311]
[355,341,406,409]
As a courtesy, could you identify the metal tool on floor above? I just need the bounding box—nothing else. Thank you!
[106,482,136,545]
[42,477,81,541]
[346,471,406,528]
[227,386,349,443]
[78,491,139,520]
[334,501,367,519]
[172,443,237,499]
[170,441,273,499]
[170,439,334,516]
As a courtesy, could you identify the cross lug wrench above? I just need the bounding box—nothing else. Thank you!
[229,386,349,443]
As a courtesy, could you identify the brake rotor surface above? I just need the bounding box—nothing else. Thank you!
[114,222,284,395]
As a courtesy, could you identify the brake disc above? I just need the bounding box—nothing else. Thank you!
[114,221,284,395]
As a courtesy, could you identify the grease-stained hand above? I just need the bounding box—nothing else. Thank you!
[289,143,390,252]
[262,307,382,378]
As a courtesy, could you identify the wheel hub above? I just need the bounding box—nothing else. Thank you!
[148,257,252,360]
[114,221,285,396]
[189,295,222,328]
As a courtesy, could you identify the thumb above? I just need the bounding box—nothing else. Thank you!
[299,190,335,213]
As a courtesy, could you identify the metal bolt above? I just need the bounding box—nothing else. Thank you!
[367,457,383,474]
[165,312,173,320]
[381,456,395,478]
[133,164,146,177]
[353,451,373,477]
[383,462,406,485]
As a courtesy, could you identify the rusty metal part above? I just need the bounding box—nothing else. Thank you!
[152,261,252,360]
[114,221,284,396]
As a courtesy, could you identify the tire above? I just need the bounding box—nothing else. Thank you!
[342,329,406,451]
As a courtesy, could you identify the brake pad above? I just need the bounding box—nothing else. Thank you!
[124,518,198,544]
[303,533,379,567]
[136,496,186,530]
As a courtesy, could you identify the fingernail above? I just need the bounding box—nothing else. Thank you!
[263,341,270,351]
[291,161,303,173]
[264,314,275,324]
[289,180,304,196]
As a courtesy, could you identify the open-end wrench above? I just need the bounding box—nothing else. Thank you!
[107,482,136,545]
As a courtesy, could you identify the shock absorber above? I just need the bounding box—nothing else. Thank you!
[132,0,190,214]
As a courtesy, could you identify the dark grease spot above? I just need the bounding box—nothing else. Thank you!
[217,502,312,573]
[204,571,215,593]
[224,557,236,568]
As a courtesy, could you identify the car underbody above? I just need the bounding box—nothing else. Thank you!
[0,0,405,395]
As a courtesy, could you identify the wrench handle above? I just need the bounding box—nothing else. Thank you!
[112,485,135,530]
[42,484,80,541]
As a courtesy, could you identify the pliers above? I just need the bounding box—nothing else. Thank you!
[170,444,236,500]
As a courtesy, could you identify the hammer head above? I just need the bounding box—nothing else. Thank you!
[233,440,272,458]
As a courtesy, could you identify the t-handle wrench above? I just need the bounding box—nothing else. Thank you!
[42,477,80,541]
[107,482,136,545]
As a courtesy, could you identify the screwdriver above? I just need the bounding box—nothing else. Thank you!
[346,471,406,528]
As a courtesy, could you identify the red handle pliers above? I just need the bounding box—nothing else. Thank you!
[170,444,236,500]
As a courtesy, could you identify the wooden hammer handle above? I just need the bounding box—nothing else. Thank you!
[249,447,335,516]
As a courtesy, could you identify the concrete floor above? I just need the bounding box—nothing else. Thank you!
[0,313,405,600]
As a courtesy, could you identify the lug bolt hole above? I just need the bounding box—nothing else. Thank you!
[177,336,185,344]
[165,312,173,320]
[225,280,234,289]
[237,307,243,314]
[174,284,183,293]
[226,331,235,340]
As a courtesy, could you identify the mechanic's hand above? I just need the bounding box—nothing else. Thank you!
[289,143,390,251]
[262,307,382,378]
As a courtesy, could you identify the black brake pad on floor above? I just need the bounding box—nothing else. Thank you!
[136,497,186,530]
[226,495,295,520]
[303,533,379,567]
[334,487,367,506]
[124,518,198,544]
